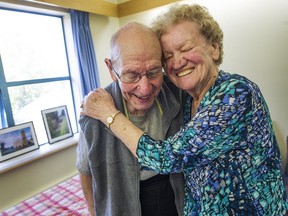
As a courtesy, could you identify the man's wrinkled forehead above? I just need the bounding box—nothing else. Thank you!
[111,38,162,64]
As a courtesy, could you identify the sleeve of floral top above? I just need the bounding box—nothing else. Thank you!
[136,77,270,174]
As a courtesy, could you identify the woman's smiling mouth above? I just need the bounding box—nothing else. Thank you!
[177,69,193,77]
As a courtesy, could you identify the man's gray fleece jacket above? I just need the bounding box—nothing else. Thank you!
[78,78,185,216]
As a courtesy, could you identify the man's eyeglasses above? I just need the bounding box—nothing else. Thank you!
[109,60,163,83]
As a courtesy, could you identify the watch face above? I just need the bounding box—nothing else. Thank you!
[107,116,113,124]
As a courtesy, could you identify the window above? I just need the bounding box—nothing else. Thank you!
[0,4,81,145]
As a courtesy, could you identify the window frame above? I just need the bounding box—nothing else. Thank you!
[0,2,82,143]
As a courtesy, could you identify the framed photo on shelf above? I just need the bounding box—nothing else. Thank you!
[41,105,73,144]
[0,122,39,162]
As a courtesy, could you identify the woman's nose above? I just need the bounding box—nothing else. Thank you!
[171,55,186,70]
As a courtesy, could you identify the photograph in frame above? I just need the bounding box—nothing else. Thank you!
[0,122,39,162]
[41,105,73,144]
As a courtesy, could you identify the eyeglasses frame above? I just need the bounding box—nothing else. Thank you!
[109,59,164,84]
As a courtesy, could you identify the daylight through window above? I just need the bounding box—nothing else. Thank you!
[0,7,78,144]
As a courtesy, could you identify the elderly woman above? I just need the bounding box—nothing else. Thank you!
[82,4,288,215]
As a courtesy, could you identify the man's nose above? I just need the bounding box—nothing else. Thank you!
[137,75,152,93]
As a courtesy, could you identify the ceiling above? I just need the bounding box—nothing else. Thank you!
[27,0,180,17]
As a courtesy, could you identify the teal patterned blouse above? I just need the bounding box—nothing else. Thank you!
[137,71,288,216]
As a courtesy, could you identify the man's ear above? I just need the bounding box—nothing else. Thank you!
[105,58,118,82]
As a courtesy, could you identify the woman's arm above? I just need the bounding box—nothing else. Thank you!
[81,88,144,157]
[81,79,256,173]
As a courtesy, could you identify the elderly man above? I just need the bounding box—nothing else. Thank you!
[76,22,185,216]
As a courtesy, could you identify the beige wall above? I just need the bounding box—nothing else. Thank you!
[0,145,77,211]
[90,14,119,87]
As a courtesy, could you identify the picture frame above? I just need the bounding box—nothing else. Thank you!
[41,105,73,144]
[0,122,39,162]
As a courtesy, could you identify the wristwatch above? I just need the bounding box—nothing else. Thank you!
[107,111,121,129]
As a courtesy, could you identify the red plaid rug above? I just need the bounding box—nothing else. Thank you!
[1,175,89,216]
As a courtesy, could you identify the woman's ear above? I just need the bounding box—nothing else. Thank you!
[105,58,118,82]
[211,42,220,61]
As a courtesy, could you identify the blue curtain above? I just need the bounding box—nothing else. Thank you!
[0,55,7,128]
[0,89,7,128]
[70,10,100,96]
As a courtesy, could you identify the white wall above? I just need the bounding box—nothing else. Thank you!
[95,0,288,165]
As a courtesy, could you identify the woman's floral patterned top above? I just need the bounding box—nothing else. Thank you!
[137,70,288,216]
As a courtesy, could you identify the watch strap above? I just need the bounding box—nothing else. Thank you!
[107,111,121,129]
